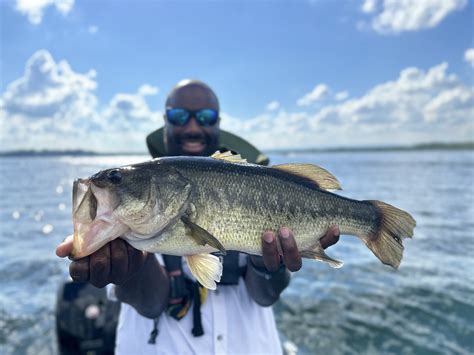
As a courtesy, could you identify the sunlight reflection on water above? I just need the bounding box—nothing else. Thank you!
[0,150,473,354]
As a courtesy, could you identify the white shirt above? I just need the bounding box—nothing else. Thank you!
[110,255,283,355]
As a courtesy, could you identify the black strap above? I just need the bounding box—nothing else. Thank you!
[148,318,159,344]
[190,281,204,337]
[162,255,188,305]
[162,255,205,337]
[219,251,242,285]
[162,255,182,273]
[151,252,245,341]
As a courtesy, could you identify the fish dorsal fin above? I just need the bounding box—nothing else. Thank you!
[211,150,248,164]
[186,254,223,290]
[272,164,342,191]
[181,215,227,255]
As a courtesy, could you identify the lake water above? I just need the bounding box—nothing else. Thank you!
[0,151,473,354]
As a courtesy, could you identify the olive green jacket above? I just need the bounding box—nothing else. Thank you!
[146,128,269,165]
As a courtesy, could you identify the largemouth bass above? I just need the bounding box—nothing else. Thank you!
[71,151,416,289]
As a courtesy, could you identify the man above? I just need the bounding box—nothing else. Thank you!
[56,79,339,354]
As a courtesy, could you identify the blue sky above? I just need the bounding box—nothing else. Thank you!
[1,0,473,152]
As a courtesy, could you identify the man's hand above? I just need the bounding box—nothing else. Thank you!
[56,235,148,288]
[250,225,340,272]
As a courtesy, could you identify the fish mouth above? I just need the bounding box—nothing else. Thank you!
[72,178,91,215]
[70,179,129,259]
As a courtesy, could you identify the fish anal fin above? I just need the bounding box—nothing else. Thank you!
[186,254,223,290]
[272,164,341,191]
[211,150,248,164]
[181,215,227,255]
[300,246,344,268]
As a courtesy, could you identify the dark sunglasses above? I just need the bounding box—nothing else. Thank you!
[166,108,219,127]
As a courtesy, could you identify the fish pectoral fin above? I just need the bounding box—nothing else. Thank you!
[272,164,341,191]
[211,150,248,164]
[300,246,344,268]
[181,215,227,255]
[185,254,223,290]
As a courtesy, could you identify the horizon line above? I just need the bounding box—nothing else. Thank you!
[0,141,473,156]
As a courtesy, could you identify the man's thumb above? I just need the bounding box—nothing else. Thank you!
[56,235,74,257]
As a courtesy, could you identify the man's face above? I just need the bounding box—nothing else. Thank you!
[164,85,220,157]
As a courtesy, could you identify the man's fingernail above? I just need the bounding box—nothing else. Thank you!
[263,232,274,243]
[280,228,290,239]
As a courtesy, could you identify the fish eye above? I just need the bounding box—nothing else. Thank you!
[107,169,122,184]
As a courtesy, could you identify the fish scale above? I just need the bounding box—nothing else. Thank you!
[149,159,379,256]
[71,152,416,289]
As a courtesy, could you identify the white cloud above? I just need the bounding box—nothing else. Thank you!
[266,100,280,111]
[1,51,472,152]
[362,0,378,13]
[315,63,473,126]
[335,91,349,101]
[138,84,159,96]
[0,50,161,152]
[88,25,99,34]
[222,62,473,149]
[55,0,73,14]
[1,50,97,121]
[464,48,474,67]
[361,0,468,34]
[15,0,75,25]
[297,84,329,106]
[103,89,161,127]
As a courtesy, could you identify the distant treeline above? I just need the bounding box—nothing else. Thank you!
[0,150,145,157]
[267,142,474,154]
[0,142,473,157]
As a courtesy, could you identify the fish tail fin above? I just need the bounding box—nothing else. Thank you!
[363,200,416,269]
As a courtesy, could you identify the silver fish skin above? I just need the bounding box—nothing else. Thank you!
[71,152,416,289]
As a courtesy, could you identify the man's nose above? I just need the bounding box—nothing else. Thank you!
[183,116,201,132]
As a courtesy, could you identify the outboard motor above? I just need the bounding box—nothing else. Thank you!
[55,281,120,355]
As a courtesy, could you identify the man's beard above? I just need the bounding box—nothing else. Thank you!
[166,130,220,157]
